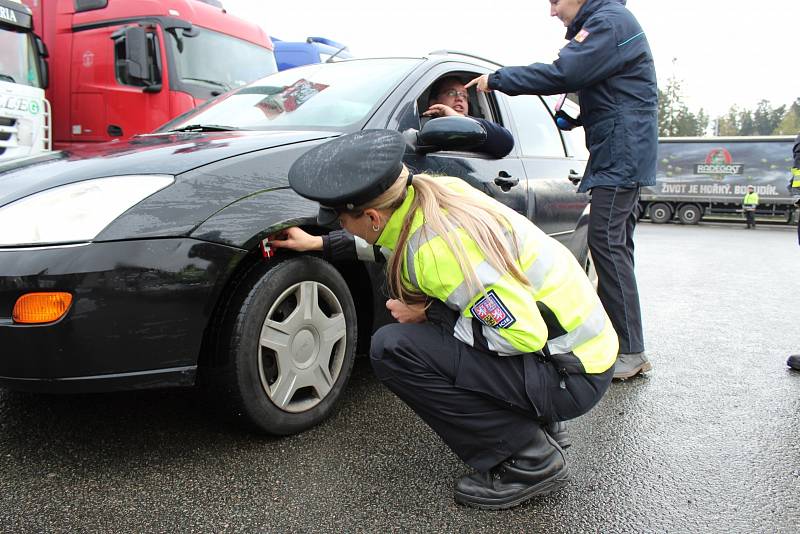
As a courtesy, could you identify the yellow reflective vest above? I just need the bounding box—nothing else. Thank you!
[743,192,759,210]
[791,167,800,189]
[376,177,618,374]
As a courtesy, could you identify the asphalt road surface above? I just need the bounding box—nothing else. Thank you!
[1,222,799,533]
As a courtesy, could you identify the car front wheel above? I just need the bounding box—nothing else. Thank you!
[218,256,357,435]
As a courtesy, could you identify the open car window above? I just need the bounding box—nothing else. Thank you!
[416,72,502,125]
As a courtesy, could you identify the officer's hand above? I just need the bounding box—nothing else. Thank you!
[465,74,490,93]
[422,104,460,117]
[268,227,323,252]
[386,299,427,324]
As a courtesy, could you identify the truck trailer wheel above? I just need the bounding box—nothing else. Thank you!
[678,204,702,225]
[649,203,673,224]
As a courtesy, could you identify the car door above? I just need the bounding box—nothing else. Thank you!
[386,62,529,218]
[497,93,588,242]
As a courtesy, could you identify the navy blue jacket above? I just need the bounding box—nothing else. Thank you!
[473,117,514,159]
[488,0,657,192]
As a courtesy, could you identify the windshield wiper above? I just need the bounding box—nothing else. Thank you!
[166,124,240,133]
[182,77,232,91]
[0,74,15,83]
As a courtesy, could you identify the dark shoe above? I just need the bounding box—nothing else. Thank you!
[788,354,800,371]
[454,425,570,510]
[545,421,571,450]
[613,352,652,380]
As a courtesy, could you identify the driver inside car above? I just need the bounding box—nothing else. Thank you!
[422,76,514,159]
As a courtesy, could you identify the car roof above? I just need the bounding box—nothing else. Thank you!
[345,51,504,71]
[425,50,505,69]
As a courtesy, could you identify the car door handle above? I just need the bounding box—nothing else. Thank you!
[494,171,519,190]
[568,169,583,185]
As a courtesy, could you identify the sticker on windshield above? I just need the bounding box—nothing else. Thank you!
[255,79,329,120]
[574,29,590,43]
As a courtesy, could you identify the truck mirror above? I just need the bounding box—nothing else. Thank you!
[35,36,49,89]
[417,116,487,154]
[111,26,149,82]
[35,35,49,58]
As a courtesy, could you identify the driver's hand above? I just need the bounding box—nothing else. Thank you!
[465,74,491,93]
[269,227,323,252]
[386,299,427,324]
[422,104,460,117]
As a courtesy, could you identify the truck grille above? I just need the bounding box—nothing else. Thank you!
[0,117,18,156]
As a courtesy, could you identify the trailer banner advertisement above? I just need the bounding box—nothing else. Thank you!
[657,182,781,197]
[648,138,795,200]
[640,136,797,224]
[694,148,744,178]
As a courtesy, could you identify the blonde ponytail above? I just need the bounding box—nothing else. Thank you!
[344,167,532,305]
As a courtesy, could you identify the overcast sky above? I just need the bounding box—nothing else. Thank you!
[222,0,798,118]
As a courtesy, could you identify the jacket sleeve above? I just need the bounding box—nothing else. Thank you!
[322,230,386,263]
[488,17,624,95]
[472,117,514,158]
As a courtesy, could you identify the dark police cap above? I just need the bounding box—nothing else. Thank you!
[288,129,406,225]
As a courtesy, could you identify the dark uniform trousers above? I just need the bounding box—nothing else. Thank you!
[370,313,613,473]
[588,185,645,354]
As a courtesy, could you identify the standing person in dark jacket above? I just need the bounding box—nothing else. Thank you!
[787,133,800,371]
[467,0,657,379]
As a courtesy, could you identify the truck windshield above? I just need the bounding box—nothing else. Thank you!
[0,30,41,87]
[166,26,277,96]
[160,58,419,131]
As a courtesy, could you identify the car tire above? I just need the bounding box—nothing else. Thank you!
[677,204,702,225]
[648,202,673,224]
[578,242,597,290]
[218,256,357,436]
[583,249,598,290]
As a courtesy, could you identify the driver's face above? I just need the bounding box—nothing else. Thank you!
[431,81,469,116]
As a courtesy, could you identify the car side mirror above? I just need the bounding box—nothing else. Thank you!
[416,116,487,154]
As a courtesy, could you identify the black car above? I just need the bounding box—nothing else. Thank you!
[0,53,591,435]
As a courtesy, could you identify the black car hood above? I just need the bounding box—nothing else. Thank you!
[0,130,337,208]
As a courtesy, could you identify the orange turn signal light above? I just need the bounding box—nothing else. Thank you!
[12,292,73,324]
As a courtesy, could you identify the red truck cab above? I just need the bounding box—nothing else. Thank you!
[22,0,275,148]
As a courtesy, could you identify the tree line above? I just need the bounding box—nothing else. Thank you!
[657,75,799,137]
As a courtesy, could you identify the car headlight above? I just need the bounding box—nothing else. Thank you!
[0,175,174,246]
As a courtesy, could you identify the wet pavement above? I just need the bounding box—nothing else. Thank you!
[1,222,799,533]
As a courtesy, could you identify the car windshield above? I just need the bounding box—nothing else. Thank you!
[165,26,278,93]
[0,30,41,87]
[162,58,420,131]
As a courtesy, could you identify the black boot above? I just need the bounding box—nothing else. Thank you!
[454,424,570,510]
[546,421,571,449]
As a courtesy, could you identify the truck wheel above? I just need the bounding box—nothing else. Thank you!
[218,256,357,435]
[678,204,702,225]
[649,203,673,224]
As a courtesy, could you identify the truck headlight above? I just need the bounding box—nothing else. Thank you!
[0,175,174,246]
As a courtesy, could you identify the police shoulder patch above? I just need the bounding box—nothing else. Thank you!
[574,29,590,43]
[470,290,516,329]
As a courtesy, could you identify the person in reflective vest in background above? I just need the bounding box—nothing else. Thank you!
[786,133,799,371]
[271,129,618,510]
[742,185,759,229]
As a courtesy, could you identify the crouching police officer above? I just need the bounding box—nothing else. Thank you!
[271,130,618,510]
